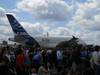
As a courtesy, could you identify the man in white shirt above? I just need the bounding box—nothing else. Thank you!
[90,46,100,75]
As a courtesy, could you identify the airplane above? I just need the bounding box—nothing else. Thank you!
[6,14,86,48]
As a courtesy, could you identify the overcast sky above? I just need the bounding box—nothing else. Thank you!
[0,0,100,45]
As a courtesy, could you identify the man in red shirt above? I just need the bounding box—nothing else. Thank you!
[16,50,25,75]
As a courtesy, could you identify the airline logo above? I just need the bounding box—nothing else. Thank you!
[12,20,22,28]
[15,32,28,36]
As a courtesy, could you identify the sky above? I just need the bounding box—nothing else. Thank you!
[0,0,100,45]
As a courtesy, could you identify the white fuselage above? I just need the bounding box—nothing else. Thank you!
[34,37,71,47]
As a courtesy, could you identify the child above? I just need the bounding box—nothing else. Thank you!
[31,68,37,75]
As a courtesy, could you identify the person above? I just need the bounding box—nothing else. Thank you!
[16,49,25,75]
[0,47,9,75]
[56,49,63,72]
[42,50,48,67]
[31,68,37,75]
[38,63,49,75]
[24,49,31,75]
[32,49,42,71]
[70,46,81,74]
[90,46,100,75]
[0,47,15,75]
[46,49,52,62]
[50,49,57,68]
[56,49,63,63]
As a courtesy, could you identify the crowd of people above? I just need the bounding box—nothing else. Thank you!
[0,45,100,75]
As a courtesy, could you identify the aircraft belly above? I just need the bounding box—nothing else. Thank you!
[34,37,71,48]
[36,40,59,47]
[39,42,57,47]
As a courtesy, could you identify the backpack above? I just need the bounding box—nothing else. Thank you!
[32,53,41,63]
